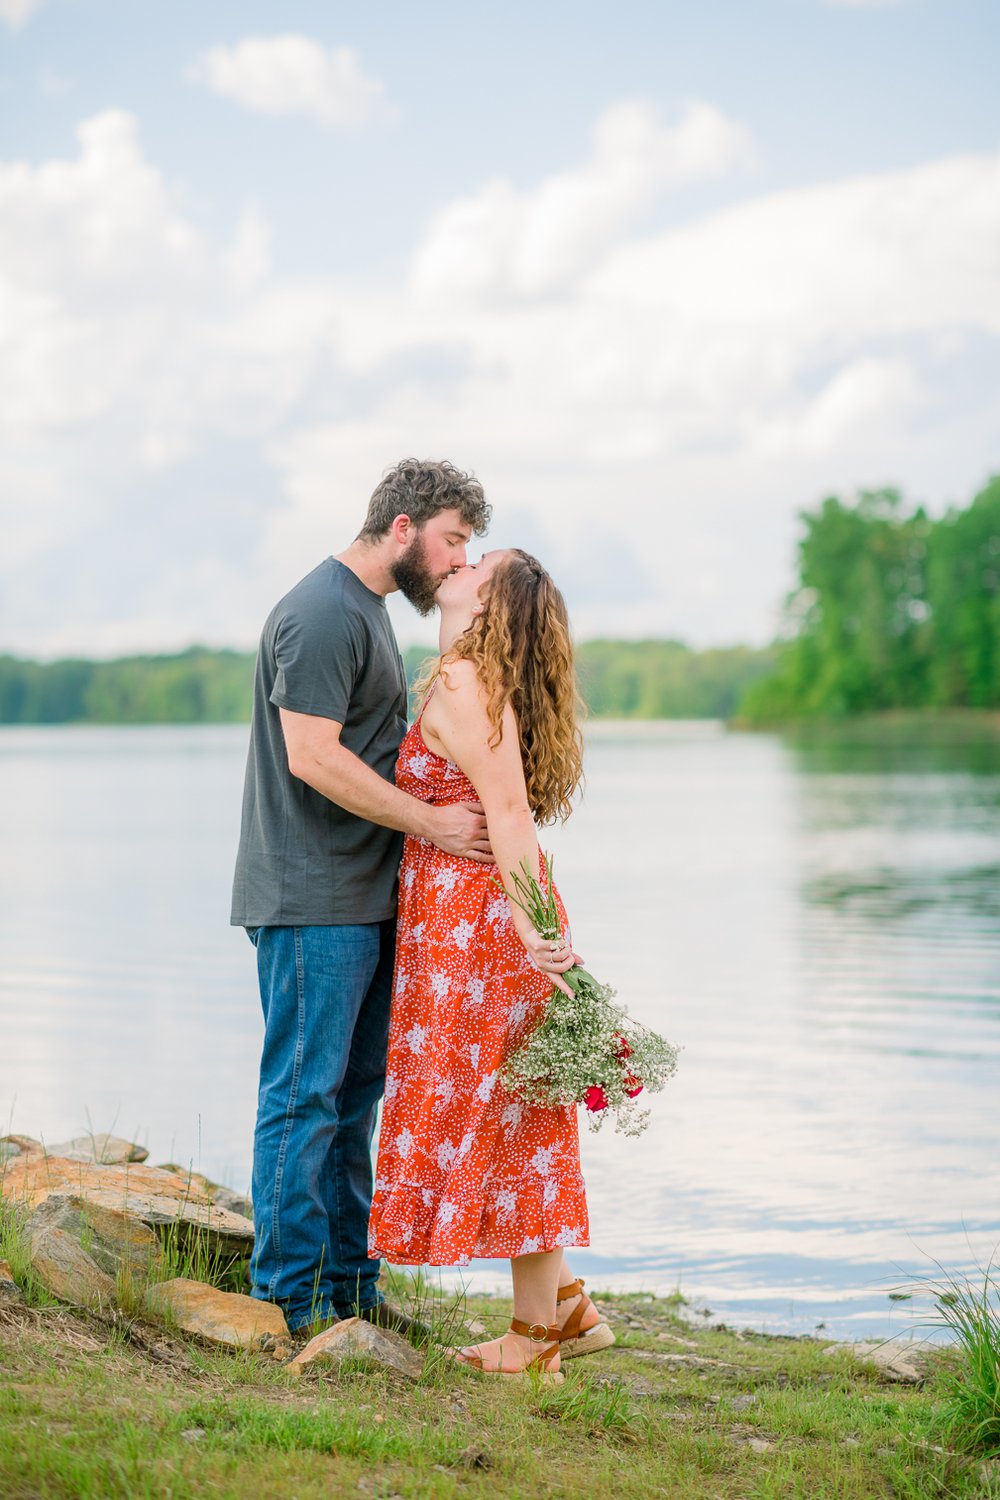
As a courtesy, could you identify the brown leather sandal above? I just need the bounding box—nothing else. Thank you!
[556,1278,616,1360]
[451,1318,565,1384]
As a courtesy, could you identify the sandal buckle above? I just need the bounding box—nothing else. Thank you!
[525,1322,550,1342]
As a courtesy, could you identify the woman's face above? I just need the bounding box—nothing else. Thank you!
[436,548,508,621]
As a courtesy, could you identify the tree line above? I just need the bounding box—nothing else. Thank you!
[740,476,1000,722]
[4,476,995,726]
[0,641,776,725]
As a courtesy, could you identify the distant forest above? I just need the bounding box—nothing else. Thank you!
[2,476,996,725]
[741,475,1000,722]
[0,640,774,725]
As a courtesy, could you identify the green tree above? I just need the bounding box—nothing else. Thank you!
[742,489,931,720]
[925,475,1000,708]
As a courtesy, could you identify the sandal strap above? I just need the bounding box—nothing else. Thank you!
[559,1293,596,1342]
[556,1278,585,1302]
[509,1317,560,1343]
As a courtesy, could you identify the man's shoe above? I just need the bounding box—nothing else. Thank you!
[353,1299,432,1344]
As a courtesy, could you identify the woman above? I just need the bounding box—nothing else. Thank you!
[368,548,614,1380]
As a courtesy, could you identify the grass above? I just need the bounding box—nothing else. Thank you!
[925,1260,1000,1460]
[4,1192,1000,1497]
[4,1275,994,1499]
[0,1200,59,1309]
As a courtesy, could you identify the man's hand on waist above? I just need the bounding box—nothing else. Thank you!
[423,801,494,864]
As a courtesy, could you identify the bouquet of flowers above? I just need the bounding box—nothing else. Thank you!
[499,855,680,1136]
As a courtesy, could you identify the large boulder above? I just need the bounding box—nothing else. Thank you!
[1,1157,254,1259]
[288,1317,424,1380]
[146,1278,290,1356]
[28,1222,116,1309]
[43,1135,149,1165]
[27,1194,164,1285]
[155,1165,252,1222]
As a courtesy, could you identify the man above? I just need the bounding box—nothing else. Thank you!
[231,458,493,1334]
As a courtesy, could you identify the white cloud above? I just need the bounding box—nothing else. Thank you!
[752,357,921,457]
[412,100,754,302]
[188,34,393,128]
[0,0,44,30]
[0,110,203,431]
[224,202,271,295]
[1,103,998,658]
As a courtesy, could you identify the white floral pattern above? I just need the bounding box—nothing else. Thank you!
[405,1024,427,1054]
[452,920,475,951]
[368,713,589,1266]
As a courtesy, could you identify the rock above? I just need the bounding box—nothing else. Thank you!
[154,1165,217,1195]
[823,1339,930,1384]
[748,1438,772,1454]
[212,1187,253,1220]
[26,1194,164,1284]
[28,1223,116,1309]
[0,1258,24,1304]
[731,1393,758,1412]
[1,1157,254,1259]
[43,1135,148,1165]
[0,1134,43,1162]
[146,1278,291,1356]
[289,1316,424,1380]
[154,1167,253,1223]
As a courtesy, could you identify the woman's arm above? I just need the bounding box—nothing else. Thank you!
[424,661,575,990]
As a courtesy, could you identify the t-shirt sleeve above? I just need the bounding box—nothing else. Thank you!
[268,599,361,722]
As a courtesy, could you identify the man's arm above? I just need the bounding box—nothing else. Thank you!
[280,708,493,863]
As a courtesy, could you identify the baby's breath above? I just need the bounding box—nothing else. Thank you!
[499,855,680,1136]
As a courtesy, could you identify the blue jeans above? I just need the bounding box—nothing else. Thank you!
[247,921,395,1332]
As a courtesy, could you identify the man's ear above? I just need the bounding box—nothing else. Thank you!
[389,513,413,545]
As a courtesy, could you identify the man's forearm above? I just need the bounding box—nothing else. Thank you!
[288,740,432,838]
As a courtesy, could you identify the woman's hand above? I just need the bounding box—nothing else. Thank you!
[516,923,579,998]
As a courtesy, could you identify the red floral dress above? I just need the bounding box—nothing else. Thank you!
[367,715,589,1266]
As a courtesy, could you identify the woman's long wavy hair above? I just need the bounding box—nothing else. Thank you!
[419,549,585,824]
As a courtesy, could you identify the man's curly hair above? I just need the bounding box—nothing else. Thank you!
[358,459,491,540]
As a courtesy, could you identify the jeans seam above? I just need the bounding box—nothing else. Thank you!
[266,926,307,1301]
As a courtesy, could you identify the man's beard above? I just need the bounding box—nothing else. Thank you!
[389,531,443,616]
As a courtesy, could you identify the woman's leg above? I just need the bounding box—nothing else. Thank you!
[455,1249,563,1371]
[555,1252,602,1336]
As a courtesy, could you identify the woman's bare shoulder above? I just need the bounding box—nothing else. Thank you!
[438,657,484,699]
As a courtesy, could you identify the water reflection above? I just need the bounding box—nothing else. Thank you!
[1,722,998,1339]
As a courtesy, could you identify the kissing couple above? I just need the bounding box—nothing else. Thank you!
[232,458,614,1380]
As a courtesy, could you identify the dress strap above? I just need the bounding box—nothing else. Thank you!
[413,679,439,728]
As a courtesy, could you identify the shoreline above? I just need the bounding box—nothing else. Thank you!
[4,1134,994,1495]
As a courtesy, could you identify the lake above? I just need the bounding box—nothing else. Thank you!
[1,721,998,1340]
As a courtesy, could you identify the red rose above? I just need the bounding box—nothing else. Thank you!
[583,1085,609,1112]
[624,1075,644,1099]
[613,1034,633,1062]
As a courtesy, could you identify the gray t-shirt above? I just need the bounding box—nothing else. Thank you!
[230,558,408,927]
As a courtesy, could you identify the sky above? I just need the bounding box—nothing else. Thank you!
[2,0,999,657]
